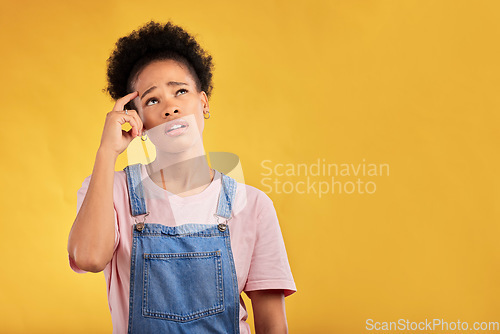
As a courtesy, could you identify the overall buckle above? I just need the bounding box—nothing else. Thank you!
[214,214,231,232]
[134,212,150,232]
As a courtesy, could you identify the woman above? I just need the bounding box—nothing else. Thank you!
[68,21,296,334]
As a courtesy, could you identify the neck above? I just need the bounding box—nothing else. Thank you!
[145,143,214,197]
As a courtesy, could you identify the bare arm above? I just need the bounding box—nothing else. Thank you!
[247,289,288,334]
[67,92,142,273]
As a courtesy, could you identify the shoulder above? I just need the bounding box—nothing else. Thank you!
[77,169,128,197]
[79,169,128,186]
[113,169,128,190]
[75,170,130,224]
[231,178,276,219]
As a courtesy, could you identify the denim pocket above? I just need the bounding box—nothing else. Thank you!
[142,251,224,322]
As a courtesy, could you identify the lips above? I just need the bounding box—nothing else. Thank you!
[165,119,189,137]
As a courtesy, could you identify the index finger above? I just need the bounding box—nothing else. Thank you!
[112,91,139,111]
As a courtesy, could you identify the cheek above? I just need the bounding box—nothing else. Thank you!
[132,102,145,124]
[138,107,158,130]
[137,109,144,122]
[195,114,205,134]
[190,101,205,132]
[132,96,141,112]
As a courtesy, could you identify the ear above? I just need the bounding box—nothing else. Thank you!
[200,91,209,112]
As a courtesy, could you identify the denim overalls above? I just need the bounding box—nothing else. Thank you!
[124,164,240,334]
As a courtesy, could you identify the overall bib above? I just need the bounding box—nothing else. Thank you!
[124,164,240,334]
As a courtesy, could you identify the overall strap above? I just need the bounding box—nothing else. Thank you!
[124,163,148,216]
[216,172,237,219]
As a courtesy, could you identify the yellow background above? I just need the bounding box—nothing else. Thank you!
[1,0,499,333]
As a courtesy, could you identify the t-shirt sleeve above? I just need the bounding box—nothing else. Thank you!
[68,174,120,274]
[244,193,297,297]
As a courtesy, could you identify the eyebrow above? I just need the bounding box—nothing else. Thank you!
[140,81,188,100]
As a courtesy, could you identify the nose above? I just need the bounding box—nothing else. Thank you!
[161,96,181,118]
[164,109,179,117]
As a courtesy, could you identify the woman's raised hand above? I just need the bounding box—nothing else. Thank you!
[98,91,143,158]
[69,92,142,272]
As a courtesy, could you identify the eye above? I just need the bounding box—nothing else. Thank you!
[145,98,158,106]
[176,88,188,96]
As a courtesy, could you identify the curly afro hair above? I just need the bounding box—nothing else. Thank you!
[105,21,214,106]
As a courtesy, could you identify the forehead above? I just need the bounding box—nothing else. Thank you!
[134,59,197,89]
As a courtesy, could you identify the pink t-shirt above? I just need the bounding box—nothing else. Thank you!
[69,165,296,334]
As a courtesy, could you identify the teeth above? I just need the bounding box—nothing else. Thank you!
[170,124,183,130]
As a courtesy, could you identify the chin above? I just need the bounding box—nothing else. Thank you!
[152,134,204,155]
